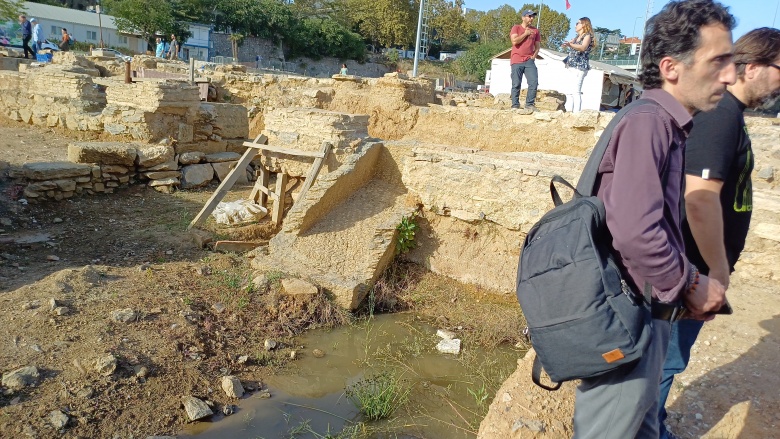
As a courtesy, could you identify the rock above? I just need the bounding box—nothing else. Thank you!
[436,338,461,355]
[252,274,269,291]
[76,387,94,399]
[181,396,213,421]
[568,110,599,129]
[94,354,118,376]
[149,177,181,188]
[2,366,40,390]
[511,418,545,433]
[49,410,69,429]
[205,152,241,163]
[533,112,553,121]
[111,308,137,323]
[237,355,249,364]
[22,162,92,180]
[180,164,214,189]
[290,350,297,360]
[211,302,226,313]
[222,404,236,416]
[0,218,11,226]
[436,329,456,340]
[212,161,248,184]
[21,301,40,310]
[68,142,137,166]
[143,171,181,180]
[134,366,150,378]
[312,349,325,358]
[54,306,70,316]
[46,255,60,261]
[49,298,58,311]
[179,151,205,165]
[190,230,214,249]
[258,391,271,398]
[280,278,318,297]
[221,376,245,398]
[264,339,277,351]
[757,166,774,182]
[137,145,175,168]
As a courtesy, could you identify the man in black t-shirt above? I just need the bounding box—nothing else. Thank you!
[659,27,780,439]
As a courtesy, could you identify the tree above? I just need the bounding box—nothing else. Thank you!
[104,0,191,50]
[428,0,468,51]
[341,0,416,48]
[451,40,506,82]
[0,0,22,21]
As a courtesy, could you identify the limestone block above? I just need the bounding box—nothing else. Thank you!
[27,181,58,192]
[179,152,204,165]
[149,177,181,187]
[175,141,227,155]
[211,161,248,184]
[137,145,175,168]
[68,142,137,166]
[2,366,40,391]
[53,180,77,192]
[104,123,128,135]
[178,123,194,143]
[101,165,130,174]
[181,164,214,189]
[205,152,241,163]
[567,110,600,129]
[144,171,181,179]
[23,162,93,180]
[281,278,318,297]
[181,396,213,421]
[221,376,245,398]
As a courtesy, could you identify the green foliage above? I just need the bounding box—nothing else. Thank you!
[0,0,22,21]
[341,0,416,48]
[345,371,410,420]
[428,0,469,51]
[395,214,417,255]
[286,16,365,61]
[104,0,191,50]
[451,41,507,83]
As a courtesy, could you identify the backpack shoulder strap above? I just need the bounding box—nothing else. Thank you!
[532,354,562,391]
[575,98,658,196]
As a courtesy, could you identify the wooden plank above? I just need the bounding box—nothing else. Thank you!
[242,142,326,159]
[272,172,288,225]
[249,164,269,206]
[187,147,259,230]
[297,142,332,203]
[214,241,262,253]
[251,133,268,145]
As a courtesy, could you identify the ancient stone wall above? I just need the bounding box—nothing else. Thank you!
[211,33,281,63]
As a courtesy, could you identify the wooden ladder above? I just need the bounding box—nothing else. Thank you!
[188,134,332,230]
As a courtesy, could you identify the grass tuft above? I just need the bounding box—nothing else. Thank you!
[345,371,410,421]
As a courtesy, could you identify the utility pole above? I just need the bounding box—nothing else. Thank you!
[412,0,425,77]
[536,0,544,28]
[636,0,654,73]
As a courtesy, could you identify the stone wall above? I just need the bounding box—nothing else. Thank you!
[211,33,282,63]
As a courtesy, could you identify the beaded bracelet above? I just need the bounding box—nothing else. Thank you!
[687,263,700,294]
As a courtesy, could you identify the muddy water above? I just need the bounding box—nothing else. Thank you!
[184,313,520,438]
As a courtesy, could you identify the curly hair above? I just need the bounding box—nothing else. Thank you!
[733,27,780,77]
[639,0,736,89]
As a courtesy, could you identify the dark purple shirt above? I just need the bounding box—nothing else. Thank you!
[21,20,32,38]
[596,89,692,303]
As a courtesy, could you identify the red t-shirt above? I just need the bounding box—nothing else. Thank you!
[510,24,541,64]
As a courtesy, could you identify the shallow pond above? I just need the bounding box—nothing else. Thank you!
[183,313,521,438]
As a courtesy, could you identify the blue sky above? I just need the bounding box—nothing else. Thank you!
[468,0,780,40]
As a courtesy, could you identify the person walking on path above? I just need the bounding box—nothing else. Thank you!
[59,28,70,51]
[509,10,541,111]
[19,15,33,59]
[31,18,43,53]
[168,35,179,60]
[658,26,780,439]
[572,1,734,437]
[155,38,165,58]
[563,17,595,112]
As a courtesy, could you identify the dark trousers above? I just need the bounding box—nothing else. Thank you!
[22,36,33,58]
[510,59,539,108]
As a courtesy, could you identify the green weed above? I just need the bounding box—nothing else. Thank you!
[345,371,410,421]
[395,214,417,255]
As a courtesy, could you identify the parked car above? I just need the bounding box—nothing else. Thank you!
[94,48,132,62]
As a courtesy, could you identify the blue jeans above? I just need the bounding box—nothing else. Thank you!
[658,318,705,438]
[510,60,538,108]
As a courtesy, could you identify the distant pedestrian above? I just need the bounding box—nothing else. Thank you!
[562,17,595,112]
[18,15,33,58]
[509,10,541,111]
[168,34,179,60]
[155,38,164,58]
[340,63,348,75]
[59,28,70,51]
[256,55,262,68]
[31,18,43,53]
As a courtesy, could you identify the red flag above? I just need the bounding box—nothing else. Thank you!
[566,0,571,9]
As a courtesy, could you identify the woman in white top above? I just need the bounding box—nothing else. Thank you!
[562,17,595,112]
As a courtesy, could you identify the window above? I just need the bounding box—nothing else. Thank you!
[86,30,97,40]
[51,26,57,34]
[118,35,128,44]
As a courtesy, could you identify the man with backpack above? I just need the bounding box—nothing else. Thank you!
[658,27,780,439]
[572,1,735,437]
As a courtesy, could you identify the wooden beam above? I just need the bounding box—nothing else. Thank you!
[187,147,259,230]
[242,142,326,159]
[297,142,332,203]
[249,163,270,206]
[272,172,288,225]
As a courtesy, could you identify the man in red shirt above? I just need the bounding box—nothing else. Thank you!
[509,10,542,111]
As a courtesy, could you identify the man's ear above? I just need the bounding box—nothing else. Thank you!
[743,63,760,80]
[658,56,680,82]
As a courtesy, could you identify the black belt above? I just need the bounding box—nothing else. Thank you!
[651,300,686,322]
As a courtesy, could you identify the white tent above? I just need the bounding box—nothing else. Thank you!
[485,48,638,111]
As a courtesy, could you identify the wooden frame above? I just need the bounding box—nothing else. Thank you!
[188,135,332,230]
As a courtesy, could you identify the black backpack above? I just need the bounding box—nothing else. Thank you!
[516,101,659,390]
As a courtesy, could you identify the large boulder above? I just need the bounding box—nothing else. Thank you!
[181,164,214,188]
[137,145,175,168]
[68,142,137,166]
